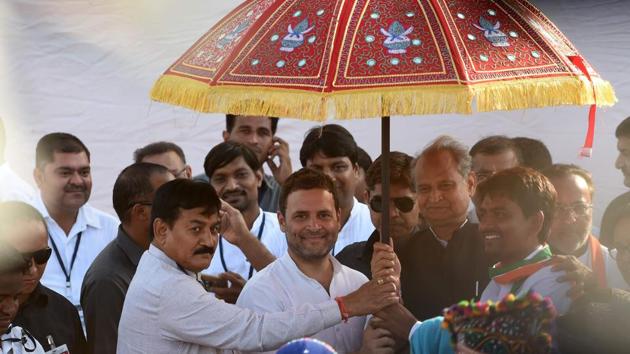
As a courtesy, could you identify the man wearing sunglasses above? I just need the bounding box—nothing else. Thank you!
[0,242,46,354]
[544,164,628,290]
[134,141,193,179]
[337,151,420,279]
[0,201,85,354]
[81,163,174,354]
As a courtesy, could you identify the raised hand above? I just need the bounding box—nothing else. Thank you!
[266,136,292,185]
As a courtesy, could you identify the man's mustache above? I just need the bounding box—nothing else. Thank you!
[65,185,87,192]
[193,246,215,255]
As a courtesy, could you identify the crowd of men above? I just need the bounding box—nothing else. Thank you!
[0,114,630,354]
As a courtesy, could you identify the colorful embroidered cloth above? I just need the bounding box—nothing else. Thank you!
[442,292,557,354]
[152,0,615,122]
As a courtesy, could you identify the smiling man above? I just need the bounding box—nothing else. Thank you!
[476,167,572,315]
[202,142,287,302]
[31,133,119,313]
[400,136,490,320]
[237,168,379,354]
[117,179,399,354]
[300,125,374,256]
[544,164,627,290]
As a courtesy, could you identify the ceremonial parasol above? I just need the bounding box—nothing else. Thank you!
[150,0,616,243]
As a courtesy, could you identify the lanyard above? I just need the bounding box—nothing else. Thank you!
[219,213,265,279]
[49,232,82,294]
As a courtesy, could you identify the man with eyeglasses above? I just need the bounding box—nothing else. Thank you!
[1,201,85,353]
[544,164,628,290]
[81,163,174,354]
[134,141,192,179]
[337,151,419,279]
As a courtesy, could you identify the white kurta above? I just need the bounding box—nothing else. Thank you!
[334,198,375,256]
[577,237,629,290]
[237,253,368,353]
[203,209,287,280]
[481,245,572,315]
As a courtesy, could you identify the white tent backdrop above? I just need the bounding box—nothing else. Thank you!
[1,0,629,226]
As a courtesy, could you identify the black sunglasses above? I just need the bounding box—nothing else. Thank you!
[369,196,415,213]
[23,248,52,265]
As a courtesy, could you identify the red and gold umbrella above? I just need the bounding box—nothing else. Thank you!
[151,0,616,242]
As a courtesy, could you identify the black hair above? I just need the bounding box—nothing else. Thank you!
[475,167,556,244]
[470,135,522,163]
[299,124,358,166]
[203,142,261,178]
[356,147,373,172]
[149,179,221,241]
[35,132,90,167]
[134,141,187,164]
[112,163,171,223]
[367,151,414,191]
[615,116,630,139]
[512,137,552,172]
[225,114,279,134]
[279,168,340,215]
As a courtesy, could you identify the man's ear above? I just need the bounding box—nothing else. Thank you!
[336,208,342,232]
[466,171,477,197]
[222,131,230,142]
[255,169,263,188]
[33,166,44,189]
[353,163,359,178]
[527,210,545,242]
[277,212,286,233]
[132,204,150,222]
[185,165,193,179]
[153,218,169,246]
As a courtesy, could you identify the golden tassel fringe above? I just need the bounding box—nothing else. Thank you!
[150,74,616,121]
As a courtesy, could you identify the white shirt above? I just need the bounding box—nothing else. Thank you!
[334,198,374,256]
[481,245,572,315]
[237,253,369,353]
[0,163,34,202]
[117,245,342,354]
[31,194,119,306]
[1,325,45,354]
[204,209,287,280]
[577,238,629,290]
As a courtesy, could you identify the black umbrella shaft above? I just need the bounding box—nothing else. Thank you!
[380,116,390,245]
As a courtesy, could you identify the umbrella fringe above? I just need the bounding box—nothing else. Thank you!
[151,74,616,120]
[473,76,616,112]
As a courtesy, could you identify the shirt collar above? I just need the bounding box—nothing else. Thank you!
[32,193,102,230]
[116,226,145,267]
[282,253,343,280]
[427,218,469,247]
[250,207,265,233]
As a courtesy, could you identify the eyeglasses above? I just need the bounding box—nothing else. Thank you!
[23,248,52,265]
[610,245,630,260]
[555,203,592,217]
[169,167,187,178]
[369,196,415,213]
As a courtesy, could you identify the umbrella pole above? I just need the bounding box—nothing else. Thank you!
[380,116,390,245]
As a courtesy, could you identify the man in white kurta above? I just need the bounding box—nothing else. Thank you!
[237,254,368,353]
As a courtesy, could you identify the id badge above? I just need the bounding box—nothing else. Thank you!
[45,344,70,354]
